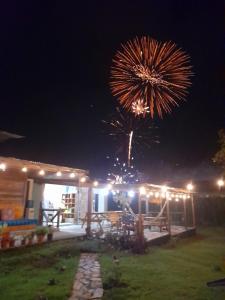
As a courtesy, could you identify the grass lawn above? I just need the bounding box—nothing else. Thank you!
[0,238,101,300]
[100,227,225,300]
[1,228,225,300]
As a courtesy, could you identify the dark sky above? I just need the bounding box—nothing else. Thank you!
[0,0,224,180]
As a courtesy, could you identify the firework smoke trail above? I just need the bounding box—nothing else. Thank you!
[103,107,159,166]
[128,130,133,167]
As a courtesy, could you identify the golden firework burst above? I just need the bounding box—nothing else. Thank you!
[110,36,193,118]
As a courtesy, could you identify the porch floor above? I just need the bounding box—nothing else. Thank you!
[53,224,195,242]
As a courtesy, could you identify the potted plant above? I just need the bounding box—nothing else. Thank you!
[9,233,16,248]
[21,235,26,246]
[47,225,54,242]
[27,232,35,246]
[35,226,48,244]
[0,223,9,249]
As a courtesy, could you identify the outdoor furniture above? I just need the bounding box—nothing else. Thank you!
[120,212,136,235]
[143,216,168,232]
[41,208,62,228]
[81,212,110,231]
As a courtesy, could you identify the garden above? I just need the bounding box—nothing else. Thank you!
[0,227,225,299]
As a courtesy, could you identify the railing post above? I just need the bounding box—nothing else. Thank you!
[86,187,92,237]
[191,194,196,228]
[166,198,171,235]
[183,199,187,229]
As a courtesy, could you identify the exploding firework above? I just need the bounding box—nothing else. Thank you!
[110,36,192,118]
[103,107,159,166]
[107,156,139,184]
[132,99,149,117]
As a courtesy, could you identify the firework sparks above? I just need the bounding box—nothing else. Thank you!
[132,99,149,117]
[103,107,159,165]
[110,36,192,118]
[107,156,139,184]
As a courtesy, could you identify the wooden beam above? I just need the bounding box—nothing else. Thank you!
[166,198,171,235]
[191,195,196,228]
[183,199,187,229]
[137,193,144,252]
[86,187,92,237]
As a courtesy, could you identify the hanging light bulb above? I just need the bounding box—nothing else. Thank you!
[80,177,86,183]
[21,167,27,172]
[39,170,45,176]
[56,171,62,177]
[0,163,6,171]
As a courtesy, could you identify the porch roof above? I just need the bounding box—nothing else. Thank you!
[0,156,89,183]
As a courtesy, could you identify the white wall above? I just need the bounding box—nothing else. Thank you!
[43,184,77,209]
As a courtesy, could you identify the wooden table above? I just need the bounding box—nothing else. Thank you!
[81,211,123,231]
[143,216,168,232]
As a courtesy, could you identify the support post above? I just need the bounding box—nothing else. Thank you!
[191,194,196,228]
[137,193,144,253]
[86,187,92,237]
[166,198,171,235]
[183,199,187,229]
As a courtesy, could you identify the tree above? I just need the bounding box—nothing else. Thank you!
[213,129,225,168]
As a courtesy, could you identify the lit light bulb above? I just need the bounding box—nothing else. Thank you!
[70,173,75,178]
[21,167,27,172]
[107,183,112,190]
[217,179,224,187]
[139,186,146,195]
[161,185,168,193]
[56,171,62,177]
[39,170,45,176]
[80,177,86,183]
[128,190,135,198]
[186,183,194,191]
[93,181,99,187]
[0,163,6,171]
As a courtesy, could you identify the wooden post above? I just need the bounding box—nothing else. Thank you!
[166,198,171,235]
[137,193,144,252]
[183,199,187,229]
[191,194,196,228]
[86,187,92,237]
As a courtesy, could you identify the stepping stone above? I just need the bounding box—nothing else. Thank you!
[69,253,103,300]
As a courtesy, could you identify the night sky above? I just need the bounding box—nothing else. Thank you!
[0,1,224,181]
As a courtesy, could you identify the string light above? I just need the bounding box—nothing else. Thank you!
[70,173,75,178]
[0,163,6,171]
[161,186,168,193]
[155,192,159,198]
[107,183,112,190]
[217,179,224,188]
[56,171,62,177]
[139,186,146,195]
[128,190,135,198]
[80,177,86,183]
[21,167,27,172]
[93,181,99,187]
[186,183,194,191]
[39,170,45,176]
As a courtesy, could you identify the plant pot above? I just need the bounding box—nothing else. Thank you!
[27,239,33,246]
[21,239,26,246]
[9,239,15,248]
[37,235,45,244]
[47,233,53,242]
[1,238,9,249]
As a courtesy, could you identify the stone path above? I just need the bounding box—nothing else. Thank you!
[69,253,103,300]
